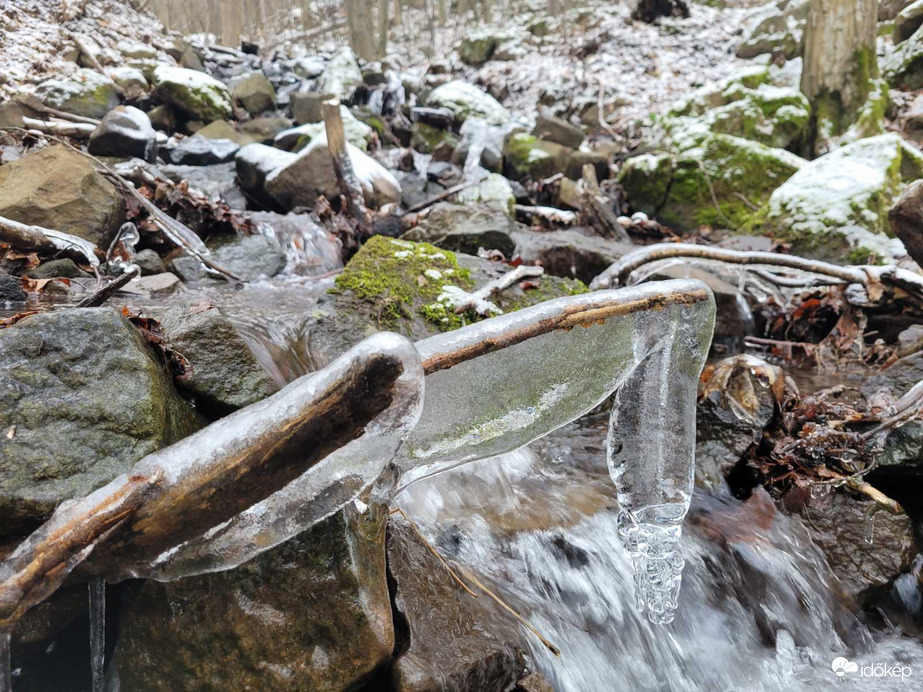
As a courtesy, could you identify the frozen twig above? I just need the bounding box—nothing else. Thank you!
[444,265,545,316]
[76,266,139,308]
[0,214,100,267]
[21,117,96,138]
[515,204,577,225]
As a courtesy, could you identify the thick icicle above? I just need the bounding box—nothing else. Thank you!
[89,578,105,692]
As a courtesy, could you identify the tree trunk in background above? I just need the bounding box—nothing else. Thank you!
[346,0,376,60]
[393,0,403,27]
[801,0,878,154]
[221,0,244,47]
[378,0,390,57]
[632,0,690,23]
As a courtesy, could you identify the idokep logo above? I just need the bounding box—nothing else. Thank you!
[831,657,912,681]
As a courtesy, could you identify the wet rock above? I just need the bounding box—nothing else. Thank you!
[207,233,286,281]
[231,71,277,115]
[159,162,247,209]
[0,272,26,301]
[235,143,297,207]
[151,64,233,122]
[144,303,278,416]
[533,111,585,149]
[756,133,923,262]
[736,0,806,60]
[0,308,200,538]
[515,673,555,692]
[290,91,332,124]
[160,135,239,165]
[782,488,918,601]
[0,144,125,245]
[273,106,372,151]
[619,134,803,232]
[317,46,363,101]
[889,178,923,267]
[26,258,91,279]
[265,135,401,211]
[105,66,149,99]
[134,248,165,276]
[426,80,512,125]
[239,115,292,143]
[696,355,781,491]
[115,503,393,692]
[502,132,570,181]
[34,67,121,119]
[897,324,923,357]
[88,105,157,161]
[405,201,517,256]
[388,515,525,691]
[896,0,923,43]
[194,119,258,146]
[654,264,754,339]
[250,211,343,276]
[513,228,631,284]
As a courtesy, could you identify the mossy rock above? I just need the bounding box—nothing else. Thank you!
[745,133,914,262]
[619,134,805,232]
[304,236,587,368]
[410,122,458,154]
[34,68,121,119]
[502,132,570,181]
[152,65,233,122]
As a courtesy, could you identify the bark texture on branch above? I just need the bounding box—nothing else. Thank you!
[323,98,372,233]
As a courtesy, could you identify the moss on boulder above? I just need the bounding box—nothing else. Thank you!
[152,65,232,122]
[34,68,121,119]
[619,134,805,232]
[502,132,571,181]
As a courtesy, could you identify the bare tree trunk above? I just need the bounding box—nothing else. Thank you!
[345,0,376,61]
[378,0,390,57]
[801,0,878,154]
[393,0,403,27]
[632,0,689,23]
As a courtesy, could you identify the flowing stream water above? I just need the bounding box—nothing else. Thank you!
[5,280,923,690]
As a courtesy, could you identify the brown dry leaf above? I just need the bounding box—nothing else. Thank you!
[19,277,70,294]
[0,311,38,328]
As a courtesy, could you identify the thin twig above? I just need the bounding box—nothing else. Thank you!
[449,266,545,315]
[76,267,139,308]
[402,174,487,214]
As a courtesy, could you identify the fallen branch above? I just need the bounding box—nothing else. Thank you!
[445,265,545,316]
[0,214,100,267]
[17,95,101,126]
[515,204,577,225]
[21,117,96,138]
[402,174,487,215]
[591,243,923,301]
[76,266,139,308]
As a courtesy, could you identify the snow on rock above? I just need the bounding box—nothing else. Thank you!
[425,80,512,126]
[316,46,363,101]
[34,68,121,119]
[265,134,401,211]
[273,106,372,151]
[152,65,233,122]
[758,133,923,262]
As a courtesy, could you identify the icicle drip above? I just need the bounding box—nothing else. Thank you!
[89,578,105,692]
[616,504,687,624]
[0,629,11,692]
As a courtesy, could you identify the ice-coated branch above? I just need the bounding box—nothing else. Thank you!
[591,242,923,302]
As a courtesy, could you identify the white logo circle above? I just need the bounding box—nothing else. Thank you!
[831,657,859,677]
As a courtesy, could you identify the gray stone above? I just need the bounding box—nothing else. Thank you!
[160,135,240,165]
[159,162,247,209]
[147,104,177,132]
[194,120,258,146]
[405,201,517,256]
[426,80,511,125]
[317,47,363,100]
[115,504,393,692]
[0,144,125,246]
[0,272,26,301]
[208,233,286,280]
[26,258,91,279]
[235,143,297,206]
[239,116,292,143]
[290,91,332,124]
[134,248,165,276]
[513,228,630,284]
[250,211,343,277]
[895,0,923,43]
[231,71,277,115]
[388,515,525,691]
[533,111,585,149]
[106,66,149,99]
[34,68,121,119]
[897,324,923,357]
[0,308,200,538]
[144,303,278,416]
[151,65,233,122]
[88,105,157,161]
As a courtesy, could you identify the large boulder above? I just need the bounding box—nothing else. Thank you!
[513,229,631,284]
[889,178,923,266]
[207,233,287,281]
[664,69,811,150]
[265,134,401,211]
[316,47,363,101]
[895,0,923,44]
[159,135,239,165]
[0,144,125,245]
[883,21,923,89]
[230,71,277,115]
[290,91,333,124]
[33,67,121,119]
[502,132,571,181]
[151,65,233,122]
[235,143,297,206]
[0,308,200,539]
[115,503,393,692]
[105,66,149,99]
[143,303,278,418]
[273,106,372,151]
[87,105,157,161]
[405,201,517,256]
[194,120,258,146]
[619,134,805,232]
[425,80,512,125]
[388,515,526,691]
[750,133,923,262]
[735,0,806,60]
